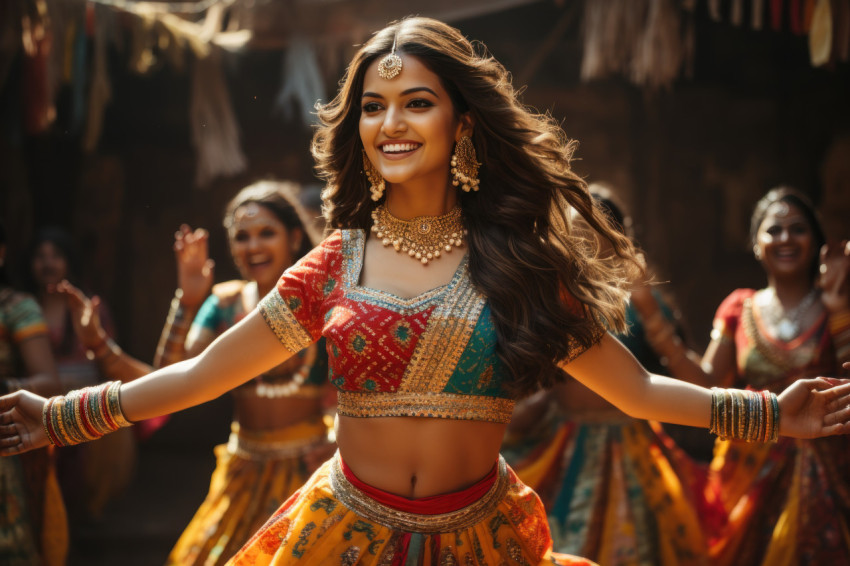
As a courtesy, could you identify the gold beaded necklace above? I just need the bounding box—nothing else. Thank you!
[370,205,466,265]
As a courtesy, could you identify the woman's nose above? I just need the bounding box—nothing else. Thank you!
[382,105,407,135]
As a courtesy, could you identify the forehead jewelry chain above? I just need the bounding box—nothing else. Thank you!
[377,36,403,80]
[371,205,466,265]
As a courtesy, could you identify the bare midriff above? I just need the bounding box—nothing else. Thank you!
[336,415,506,498]
[232,390,323,431]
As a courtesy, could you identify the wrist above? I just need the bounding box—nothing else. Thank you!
[175,288,202,312]
[86,337,122,362]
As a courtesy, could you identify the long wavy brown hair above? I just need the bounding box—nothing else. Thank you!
[313,17,642,396]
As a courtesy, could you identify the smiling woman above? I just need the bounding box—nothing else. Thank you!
[700,187,850,565]
[2,17,850,566]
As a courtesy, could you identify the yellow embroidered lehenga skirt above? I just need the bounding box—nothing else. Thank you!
[505,413,714,566]
[167,417,330,566]
[226,452,597,566]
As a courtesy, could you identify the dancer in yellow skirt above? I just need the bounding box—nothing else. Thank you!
[58,182,334,565]
[504,187,716,565]
[4,18,850,566]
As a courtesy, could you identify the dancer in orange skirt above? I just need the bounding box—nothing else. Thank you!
[3,18,850,566]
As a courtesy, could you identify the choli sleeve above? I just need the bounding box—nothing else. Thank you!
[7,293,48,343]
[185,294,221,350]
[712,288,753,342]
[559,287,607,364]
[258,232,341,353]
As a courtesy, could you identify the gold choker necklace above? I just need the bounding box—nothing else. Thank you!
[370,205,466,265]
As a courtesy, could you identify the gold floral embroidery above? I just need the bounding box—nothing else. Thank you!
[337,391,515,423]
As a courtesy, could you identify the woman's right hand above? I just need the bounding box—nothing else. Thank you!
[174,224,215,309]
[0,390,50,455]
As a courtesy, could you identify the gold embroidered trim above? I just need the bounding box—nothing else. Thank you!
[329,452,509,533]
[258,288,313,353]
[337,391,515,423]
[742,298,810,374]
[400,261,485,393]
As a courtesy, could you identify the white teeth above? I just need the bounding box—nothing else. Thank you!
[382,143,419,153]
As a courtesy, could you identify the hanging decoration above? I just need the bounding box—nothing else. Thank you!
[274,36,325,127]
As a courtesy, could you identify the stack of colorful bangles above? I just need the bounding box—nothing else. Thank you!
[710,387,780,443]
[42,380,133,447]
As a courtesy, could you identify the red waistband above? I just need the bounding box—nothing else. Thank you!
[339,458,499,516]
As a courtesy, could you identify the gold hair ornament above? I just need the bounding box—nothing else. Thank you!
[377,37,403,80]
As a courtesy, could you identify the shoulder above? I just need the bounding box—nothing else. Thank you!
[0,289,43,318]
[714,288,756,323]
[0,288,47,338]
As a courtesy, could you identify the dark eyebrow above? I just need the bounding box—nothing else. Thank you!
[361,87,439,100]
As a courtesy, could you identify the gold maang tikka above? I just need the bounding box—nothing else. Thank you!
[371,205,466,265]
[377,36,403,80]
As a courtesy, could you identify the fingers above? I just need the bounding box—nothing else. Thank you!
[0,434,21,449]
[0,392,20,412]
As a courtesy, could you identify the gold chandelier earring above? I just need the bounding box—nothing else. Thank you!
[451,135,480,192]
[362,150,385,201]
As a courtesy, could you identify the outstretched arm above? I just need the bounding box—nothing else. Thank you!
[0,310,294,455]
[562,333,850,439]
[57,280,153,381]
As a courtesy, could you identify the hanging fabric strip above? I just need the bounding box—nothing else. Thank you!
[753,0,767,29]
[189,50,247,187]
[809,0,834,65]
[804,0,818,31]
[771,0,785,31]
[82,4,112,152]
[732,0,745,25]
[791,0,804,33]
[274,37,325,127]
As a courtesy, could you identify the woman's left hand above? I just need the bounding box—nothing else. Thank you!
[778,377,850,438]
[818,241,850,313]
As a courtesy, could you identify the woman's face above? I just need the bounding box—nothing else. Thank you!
[359,54,469,191]
[228,203,299,290]
[754,201,817,280]
[31,241,68,288]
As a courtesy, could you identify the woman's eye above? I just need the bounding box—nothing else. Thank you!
[408,99,433,109]
[234,232,249,242]
[260,229,277,238]
[766,226,781,236]
[362,102,382,112]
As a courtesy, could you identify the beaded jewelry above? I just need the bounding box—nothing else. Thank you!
[377,36,403,80]
[371,205,466,265]
[450,136,481,192]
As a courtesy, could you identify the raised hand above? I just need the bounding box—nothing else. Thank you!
[174,224,215,309]
[778,377,850,438]
[56,279,105,350]
[0,390,50,456]
[818,241,850,314]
